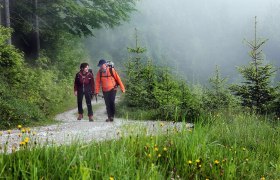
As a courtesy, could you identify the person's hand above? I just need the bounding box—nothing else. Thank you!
[74,91,77,96]
[122,90,125,93]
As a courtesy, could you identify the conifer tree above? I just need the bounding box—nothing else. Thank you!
[231,17,277,113]
[205,65,237,110]
[178,79,201,121]
[153,66,180,119]
[124,28,147,107]
[142,59,158,108]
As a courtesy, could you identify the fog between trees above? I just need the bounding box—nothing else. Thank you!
[85,0,280,84]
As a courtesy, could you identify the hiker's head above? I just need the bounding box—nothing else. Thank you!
[80,63,89,72]
[97,59,107,68]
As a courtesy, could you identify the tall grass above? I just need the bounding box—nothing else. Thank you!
[0,111,279,179]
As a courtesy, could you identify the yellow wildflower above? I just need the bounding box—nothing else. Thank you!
[17,125,22,130]
[188,160,192,165]
[32,131,37,136]
[163,147,167,151]
[18,133,22,137]
[158,154,161,158]
[214,160,219,165]
[242,147,246,151]
[160,122,164,127]
[196,159,200,164]
[109,175,114,180]
[20,141,26,146]
[0,131,3,136]
[21,129,26,133]
[24,137,29,143]
[154,147,159,152]
[7,130,11,134]
[260,176,265,180]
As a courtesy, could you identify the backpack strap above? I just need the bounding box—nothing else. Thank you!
[109,67,116,81]
[99,67,119,86]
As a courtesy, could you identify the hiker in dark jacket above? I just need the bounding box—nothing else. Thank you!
[74,63,95,121]
[95,59,125,122]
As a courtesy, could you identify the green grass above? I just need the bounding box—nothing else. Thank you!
[49,95,77,117]
[116,106,159,120]
[0,111,279,179]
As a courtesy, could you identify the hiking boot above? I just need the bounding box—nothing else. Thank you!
[105,117,114,122]
[89,115,93,122]
[77,114,83,120]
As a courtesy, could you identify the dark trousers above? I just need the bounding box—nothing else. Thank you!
[103,89,117,118]
[77,91,93,116]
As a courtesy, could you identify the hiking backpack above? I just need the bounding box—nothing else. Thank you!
[99,61,119,87]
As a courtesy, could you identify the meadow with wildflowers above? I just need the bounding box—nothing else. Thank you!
[0,111,279,179]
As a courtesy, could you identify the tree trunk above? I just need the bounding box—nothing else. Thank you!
[34,0,40,59]
[0,0,2,25]
[4,0,11,45]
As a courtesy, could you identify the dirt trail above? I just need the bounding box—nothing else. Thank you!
[1,97,192,153]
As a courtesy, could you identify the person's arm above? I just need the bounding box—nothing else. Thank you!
[95,71,100,94]
[90,73,95,94]
[113,69,125,93]
[74,73,78,96]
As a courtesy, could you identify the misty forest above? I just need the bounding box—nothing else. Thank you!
[0,0,280,179]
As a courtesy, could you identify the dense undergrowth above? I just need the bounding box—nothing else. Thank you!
[0,26,82,129]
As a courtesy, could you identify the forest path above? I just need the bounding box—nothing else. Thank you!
[1,97,192,153]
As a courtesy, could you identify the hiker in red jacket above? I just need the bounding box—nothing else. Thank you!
[95,59,125,122]
[74,63,95,121]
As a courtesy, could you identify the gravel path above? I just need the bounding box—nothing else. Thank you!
[1,97,193,153]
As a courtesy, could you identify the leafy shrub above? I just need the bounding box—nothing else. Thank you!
[0,26,76,128]
[0,97,44,128]
[0,82,44,129]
